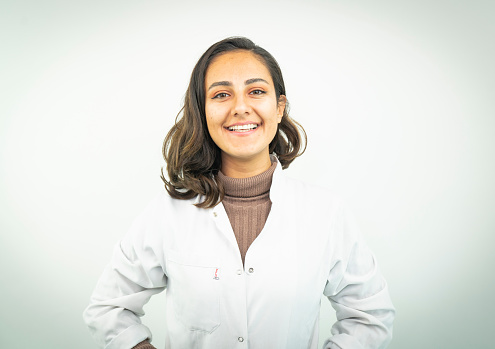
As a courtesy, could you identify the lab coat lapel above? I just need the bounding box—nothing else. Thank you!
[210,201,238,249]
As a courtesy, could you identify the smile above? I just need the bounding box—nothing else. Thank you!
[227,123,259,132]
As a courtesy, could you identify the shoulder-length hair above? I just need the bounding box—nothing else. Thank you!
[161,37,306,208]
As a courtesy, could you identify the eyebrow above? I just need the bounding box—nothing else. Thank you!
[207,78,269,91]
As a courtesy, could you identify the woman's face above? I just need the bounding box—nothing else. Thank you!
[204,50,285,176]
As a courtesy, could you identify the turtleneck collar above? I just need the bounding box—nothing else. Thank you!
[217,159,277,198]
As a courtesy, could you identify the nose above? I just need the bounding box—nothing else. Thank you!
[232,94,251,117]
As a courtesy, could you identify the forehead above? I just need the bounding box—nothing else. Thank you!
[205,50,273,84]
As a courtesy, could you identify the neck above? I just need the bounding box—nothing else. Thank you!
[220,153,272,178]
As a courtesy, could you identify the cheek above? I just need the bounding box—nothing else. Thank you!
[205,111,224,145]
[262,104,282,125]
[205,107,217,127]
[205,118,218,141]
[205,104,224,123]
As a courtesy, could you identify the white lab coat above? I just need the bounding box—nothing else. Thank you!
[83,160,395,349]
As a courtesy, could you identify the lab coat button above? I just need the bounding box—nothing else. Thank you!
[236,269,242,275]
[248,268,254,273]
[213,212,218,217]
[238,337,244,342]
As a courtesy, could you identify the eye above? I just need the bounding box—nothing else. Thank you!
[250,89,266,95]
[212,92,229,99]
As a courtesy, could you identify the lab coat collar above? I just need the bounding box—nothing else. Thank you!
[268,154,284,204]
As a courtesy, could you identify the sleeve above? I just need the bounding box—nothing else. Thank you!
[322,204,395,349]
[83,211,167,349]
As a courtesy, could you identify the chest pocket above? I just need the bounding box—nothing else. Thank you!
[166,250,221,333]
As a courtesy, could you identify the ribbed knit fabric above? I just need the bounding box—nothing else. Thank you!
[131,340,155,349]
[217,160,277,265]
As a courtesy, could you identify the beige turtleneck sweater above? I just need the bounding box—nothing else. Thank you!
[132,161,276,349]
[217,160,276,264]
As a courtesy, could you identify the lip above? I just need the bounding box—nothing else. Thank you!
[224,121,261,136]
[224,121,260,128]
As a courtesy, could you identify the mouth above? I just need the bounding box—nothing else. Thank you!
[226,123,259,132]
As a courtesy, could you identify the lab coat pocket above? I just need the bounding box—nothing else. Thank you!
[167,250,221,333]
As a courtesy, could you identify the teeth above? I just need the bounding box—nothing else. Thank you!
[228,124,258,132]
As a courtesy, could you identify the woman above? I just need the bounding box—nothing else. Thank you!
[84,37,395,349]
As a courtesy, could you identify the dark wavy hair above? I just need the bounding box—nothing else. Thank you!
[161,36,307,208]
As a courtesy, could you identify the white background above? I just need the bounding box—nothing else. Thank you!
[1,1,494,348]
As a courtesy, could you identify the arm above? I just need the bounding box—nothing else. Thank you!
[322,206,395,349]
[83,213,167,349]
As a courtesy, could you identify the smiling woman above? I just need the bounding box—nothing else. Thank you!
[161,37,306,208]
[83,37,395,349]
[204,50,286,178]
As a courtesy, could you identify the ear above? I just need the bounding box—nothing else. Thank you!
[277,95,287,123]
